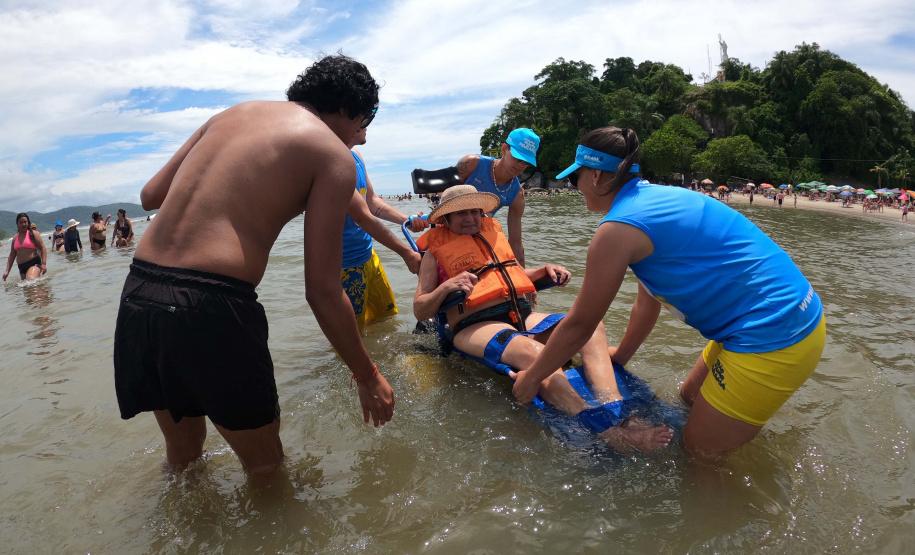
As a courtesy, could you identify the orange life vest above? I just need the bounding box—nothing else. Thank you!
[419,218,535,309]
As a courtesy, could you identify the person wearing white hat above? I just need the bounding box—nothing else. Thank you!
[63,219,82,253]
[455,128,540,266]
[413,185,673,452]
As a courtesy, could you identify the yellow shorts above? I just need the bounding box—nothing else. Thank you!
[341,250,398,328]
[700,315,826,426]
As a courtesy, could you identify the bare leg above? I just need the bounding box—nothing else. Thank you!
[24,266,42,280]
[455,318,671,452]
[154,410,206,468]
[213,418,284,478]
[680,353,709,406]
[683,392,760,462]
[577,320,622,403]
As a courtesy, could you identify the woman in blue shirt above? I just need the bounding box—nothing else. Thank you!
[512,126,826,460]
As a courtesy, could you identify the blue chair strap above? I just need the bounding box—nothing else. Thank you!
[521,313,564,337]
[482,328,521,367]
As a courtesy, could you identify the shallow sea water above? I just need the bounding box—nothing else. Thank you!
[1,196,913,553]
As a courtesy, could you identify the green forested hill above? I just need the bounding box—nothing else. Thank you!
[481,43,915,187]
[0,203,153,238]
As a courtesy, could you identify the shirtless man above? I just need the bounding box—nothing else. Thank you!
[113,55,394,477]
[456,128,539,266]
[89,212,109,251]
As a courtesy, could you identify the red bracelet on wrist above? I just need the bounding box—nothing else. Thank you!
[351,362,379,385]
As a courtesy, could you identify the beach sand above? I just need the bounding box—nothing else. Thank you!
[725,192,912,227]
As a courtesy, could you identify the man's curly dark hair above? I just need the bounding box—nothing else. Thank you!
[286,54,379,119]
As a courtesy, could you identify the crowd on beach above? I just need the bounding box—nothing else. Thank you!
[2,209,137,282]
[5,55,832,483]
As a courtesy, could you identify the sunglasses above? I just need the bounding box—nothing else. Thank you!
[361,106,378,128]
[569,169,580,188]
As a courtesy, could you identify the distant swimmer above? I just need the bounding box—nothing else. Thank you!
[112,209,134,247]
[63,219,82,253]
[456,128,540,267]
[113,55,394,476]
[3,213,48,282]
[89,212,109,251]
[338,124,428,329]
[513,126,826,462]
[50,220,65,252]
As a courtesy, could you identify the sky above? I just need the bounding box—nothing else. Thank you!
[1,0,914,212]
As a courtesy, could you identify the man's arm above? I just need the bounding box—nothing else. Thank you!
[349,190,421,274]
[140,125,206,210]
[507,191,525,266]
[357,152,428,232]
[304,149,394,426]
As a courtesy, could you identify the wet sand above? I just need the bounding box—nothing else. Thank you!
[727,192,912,227]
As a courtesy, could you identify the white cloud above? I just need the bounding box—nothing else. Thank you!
[1,0,914,209]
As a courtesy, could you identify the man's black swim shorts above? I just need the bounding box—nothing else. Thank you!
[114,259,279,430]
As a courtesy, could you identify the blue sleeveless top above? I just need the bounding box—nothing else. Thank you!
[464,156,520,213]
[341,152,373,268]
[600,179,822,353]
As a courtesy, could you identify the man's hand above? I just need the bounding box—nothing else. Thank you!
[403,250,422,274]
[2,271,8,281]
[409,213,429,232]
[40,264,47,275]
[445,271,478,295]
[509,369,540,405]
[543,264,571,286]
[356,368,395,426]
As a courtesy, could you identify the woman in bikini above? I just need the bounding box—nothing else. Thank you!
[3,213,48,281]
[89,211,110,251]
[112,209,134,247]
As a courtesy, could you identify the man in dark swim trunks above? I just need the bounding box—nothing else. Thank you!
[113,55,395,477]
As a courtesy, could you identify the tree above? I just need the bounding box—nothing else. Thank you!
[641,115,708,178]
[693,135,773,182]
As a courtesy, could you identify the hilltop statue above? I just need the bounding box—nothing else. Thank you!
[718,34,728,65]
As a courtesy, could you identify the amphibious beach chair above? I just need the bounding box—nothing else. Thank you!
[401,193,683,438]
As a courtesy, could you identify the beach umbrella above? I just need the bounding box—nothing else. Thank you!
[817,185,829,192]
[908,190,915,199]
[840,191,854,197]
[839,185,854,191]
[866,194,878,199]
[760,182,772,188]
[899,193,909,201]
[778,183,789,189]
[825,185,839,192]
[863,189,875,195]
[855,188,866,193]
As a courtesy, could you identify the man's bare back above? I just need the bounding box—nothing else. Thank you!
[137,101,358,285]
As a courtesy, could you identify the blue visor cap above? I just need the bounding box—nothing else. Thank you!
[556,144,640,179]
[505,128,540,166]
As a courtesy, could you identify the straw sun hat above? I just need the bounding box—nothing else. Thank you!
[66,218,80,229]
[428,185,500,224]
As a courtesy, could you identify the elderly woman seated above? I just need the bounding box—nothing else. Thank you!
[413,186,672,452]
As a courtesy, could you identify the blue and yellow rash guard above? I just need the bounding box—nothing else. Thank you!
[600,179,822,353]
[464,156,521,214]
[341,152,374,269]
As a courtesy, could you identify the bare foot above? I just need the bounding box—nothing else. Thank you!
[598,417,673,453]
